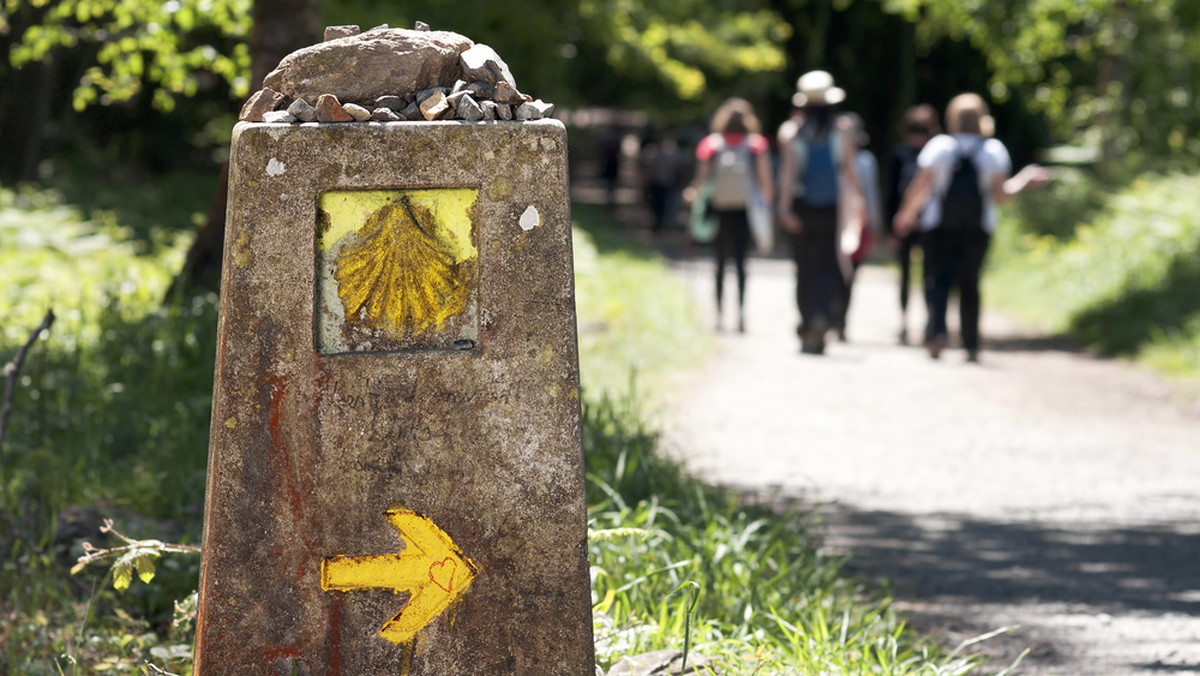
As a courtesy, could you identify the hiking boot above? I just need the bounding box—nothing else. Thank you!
[801,315,829,355]
[898,328,909,345]
[800,335,825,355]
[926,334,948,360]
[966,349,980,364]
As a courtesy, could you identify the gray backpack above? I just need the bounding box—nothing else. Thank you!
[708,135,753,209]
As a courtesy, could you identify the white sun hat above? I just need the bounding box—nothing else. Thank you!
[792,70,846,107]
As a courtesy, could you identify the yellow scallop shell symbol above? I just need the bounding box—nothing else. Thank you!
[333,196,473,337]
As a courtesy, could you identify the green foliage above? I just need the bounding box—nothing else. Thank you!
[578,0,789,102]
[5,0,251,111]
[1006,166,1107,241]
[0,187,217,521]
[0,181,212,670]
[881,0,1200,164]
[573,203,714,402]
[988,171,1200,377]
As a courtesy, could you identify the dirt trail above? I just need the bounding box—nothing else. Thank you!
[659,252,1200,675]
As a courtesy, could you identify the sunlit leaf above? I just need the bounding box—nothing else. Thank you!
[112,562,132,591]
[135,554,157,584]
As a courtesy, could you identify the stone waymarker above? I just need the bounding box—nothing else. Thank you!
[192,119,594,674]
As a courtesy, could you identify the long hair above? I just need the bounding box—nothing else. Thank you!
[802,105,834,138]
[710,98,761,135]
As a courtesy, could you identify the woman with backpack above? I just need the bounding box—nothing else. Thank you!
[684,97,774,333]
[777,71,863,354]
[893,93,1051,362]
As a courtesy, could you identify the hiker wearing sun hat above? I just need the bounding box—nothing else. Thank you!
[790,69,845,108]
[777,70,863,354]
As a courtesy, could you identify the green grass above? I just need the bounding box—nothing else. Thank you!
[0,181,985,674]
[572,202,714,403]
[0,182,212,674]
[987,170,1200,378]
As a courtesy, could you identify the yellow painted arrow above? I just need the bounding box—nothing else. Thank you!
[321,507,477,644]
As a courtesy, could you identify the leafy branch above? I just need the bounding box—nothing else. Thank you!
[72,519,201,591]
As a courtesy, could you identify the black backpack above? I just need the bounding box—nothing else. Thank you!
[938,142,984,232]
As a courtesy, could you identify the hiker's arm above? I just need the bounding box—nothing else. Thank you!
[992,164,1053,204]
[776,121,800,232]
[838,124,867,225]
[682,159,711,204]
[839,123,862,197]
[893,168,933,236]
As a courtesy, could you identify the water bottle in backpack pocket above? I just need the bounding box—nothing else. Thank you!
[938,144,985,232]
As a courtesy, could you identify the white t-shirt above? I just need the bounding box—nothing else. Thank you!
[916,133,1011,233]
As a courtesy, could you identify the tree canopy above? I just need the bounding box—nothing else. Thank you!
[4,0,1199,173]
[3,0,251,111]
[883,0,1200,165]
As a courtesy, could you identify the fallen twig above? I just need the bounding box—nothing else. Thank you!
[143,659,181,675]
[0,308,55,457]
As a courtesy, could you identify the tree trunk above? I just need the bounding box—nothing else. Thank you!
[171,0,322,297]
[249,0,323,91]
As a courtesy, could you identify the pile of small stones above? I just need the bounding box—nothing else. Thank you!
[240,21,555,125]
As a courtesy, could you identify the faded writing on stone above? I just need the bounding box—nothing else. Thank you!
[324,377,522,458]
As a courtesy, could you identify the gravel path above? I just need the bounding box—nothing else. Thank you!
[659,253,1200,675]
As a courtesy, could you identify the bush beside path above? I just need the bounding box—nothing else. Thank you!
[660,254,1200,675]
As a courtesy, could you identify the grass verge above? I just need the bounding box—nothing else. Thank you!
[987,170,1200,379]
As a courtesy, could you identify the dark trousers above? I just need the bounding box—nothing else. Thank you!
[838,262,861,334]
[714,209,751,312]
[647,181,679,231]
[790,200,844,332]
[897,230,923,315]
[923,227,991,351]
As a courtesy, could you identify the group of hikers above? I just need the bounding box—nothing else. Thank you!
[662,71,1052,361]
